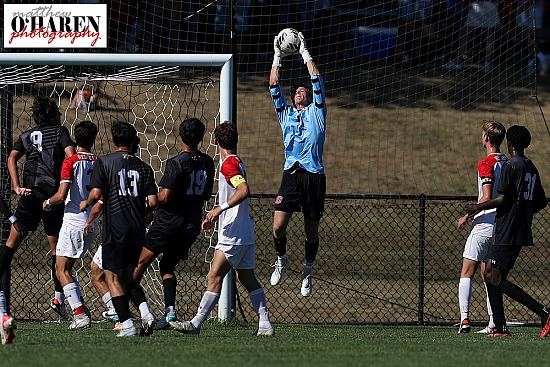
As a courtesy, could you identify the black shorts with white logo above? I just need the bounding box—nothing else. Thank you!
[274,166,326,221]
[489,245,523,271]
[15,195,63,236]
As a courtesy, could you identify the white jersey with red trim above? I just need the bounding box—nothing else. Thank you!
[217,154,255,246]
[60,151,97,226]
[472,152,507,236]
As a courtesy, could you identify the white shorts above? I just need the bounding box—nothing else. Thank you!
[463,232,493,262]
[92,245,103,269]
[56,222,96,259]
[215,243,256,269]
[465,1,501,29]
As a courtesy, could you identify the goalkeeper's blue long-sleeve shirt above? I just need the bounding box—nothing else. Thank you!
[269,73,326,174]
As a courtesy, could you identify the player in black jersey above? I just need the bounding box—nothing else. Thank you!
[0,96,75,325]
[132,117,215,330]
[466,125,549,337]
[81,121,158,337]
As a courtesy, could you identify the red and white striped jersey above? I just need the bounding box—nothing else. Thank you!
[217,155,255,246]
[473,152,508,235]
[60,151,97,225]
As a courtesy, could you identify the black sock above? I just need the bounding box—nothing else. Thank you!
[126,280,147,308]
[0,246,15,277]
[111,295,132,323]
[498,279,546,317]
[51,255,63,293]
[486,282,506,328]
[305,241,319,263]
[162,277,177,309]
[274,236,287,257]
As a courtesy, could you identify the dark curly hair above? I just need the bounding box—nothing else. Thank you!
[30,95,60,126]
[506,125,531,151]
[179,118,206,148]
[290,84,312,108]
[74,120,98,150]
[214,121,238,150]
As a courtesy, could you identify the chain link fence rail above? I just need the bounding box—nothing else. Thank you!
[2,194,549,326]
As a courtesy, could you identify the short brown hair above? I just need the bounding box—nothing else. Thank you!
[214,122,238,150]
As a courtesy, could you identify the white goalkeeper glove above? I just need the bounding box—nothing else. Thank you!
[298,32,312,64]
[273,35,292,67]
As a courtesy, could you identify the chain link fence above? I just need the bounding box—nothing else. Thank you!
[2,194,549,326]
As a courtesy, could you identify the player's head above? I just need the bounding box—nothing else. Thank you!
[31,95,61,126]
[482,120,506,147]
[111,121,137,148]
[290,84,312,108]
[179,117,206,148]
[130,136,140,155]
[506,125,531,152]
[74,120,98,150]
[214,121,238,150]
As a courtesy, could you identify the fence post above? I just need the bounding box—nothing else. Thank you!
[417,194,426,325]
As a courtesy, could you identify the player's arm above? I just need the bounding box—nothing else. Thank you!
[80,188,102,212]
[147,194,158,215]
[44,182,70,211]
[8,149,30,196]
[157,188,172,204]
[60,126,76,158]
[84,201,103,236]
[465,194,505,216]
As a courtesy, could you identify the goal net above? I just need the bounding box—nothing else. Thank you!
[0,54,231,321]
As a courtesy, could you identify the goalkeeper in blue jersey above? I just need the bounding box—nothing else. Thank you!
[269,31,327,297]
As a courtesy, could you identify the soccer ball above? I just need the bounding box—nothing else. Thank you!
[276,28,301,54]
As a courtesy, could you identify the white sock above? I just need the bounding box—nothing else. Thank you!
[55,291,65,304]
[122,318,134,328]
[249,288,271,329]
[102,291,114,309]
[191,291,219,329]
[484,282,495,328]
[0,290,5,315]
[458,278,472,321]
[63,282,82,312]
[277,254,288,264]
[138,302,150,319]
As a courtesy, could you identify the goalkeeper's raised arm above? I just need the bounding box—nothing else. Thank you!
[268,30,327,299]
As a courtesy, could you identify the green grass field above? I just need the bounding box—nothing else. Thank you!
[2,321,549,367]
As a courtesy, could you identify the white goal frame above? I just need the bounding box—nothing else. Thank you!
[0,53,236,321]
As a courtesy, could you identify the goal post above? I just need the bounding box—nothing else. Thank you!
[0,53,237,322]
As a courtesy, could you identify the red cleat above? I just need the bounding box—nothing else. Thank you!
[540,313,550,338]
[1,314,15,345]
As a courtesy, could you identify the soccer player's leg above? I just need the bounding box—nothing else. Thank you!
[171,249,230,335]
[457,232,484,334]
[44,205,68,320]
[235,244,274,336]
[90,248,118,323]
[484,251,510,337]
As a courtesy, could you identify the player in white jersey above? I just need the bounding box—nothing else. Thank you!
[170,122,274,336]
[456,120,507,334]
[43,121,98,329]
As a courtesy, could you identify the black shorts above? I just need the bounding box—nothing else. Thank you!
[489,245,523,271]
[101,242,142,271]
[145,215,198,261]
[15,195,63,236]
[274,167,326,221]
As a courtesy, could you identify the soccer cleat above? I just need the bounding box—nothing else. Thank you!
[50,299,69,320]
[140,313,156,337]
[169,320,200,335]
[255,325,275,336]
[488,326,511,337]
[102,308,119,323]
[116,325,138,337]
[166,308,177,322]
[540,312,550,338]
[1,314,15,345]
[457,318,471,334]
[270,257,289,286]
[69,313,91,330]
[301,272,313,297]
[155,315,170,330]
[476,325,497,334]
